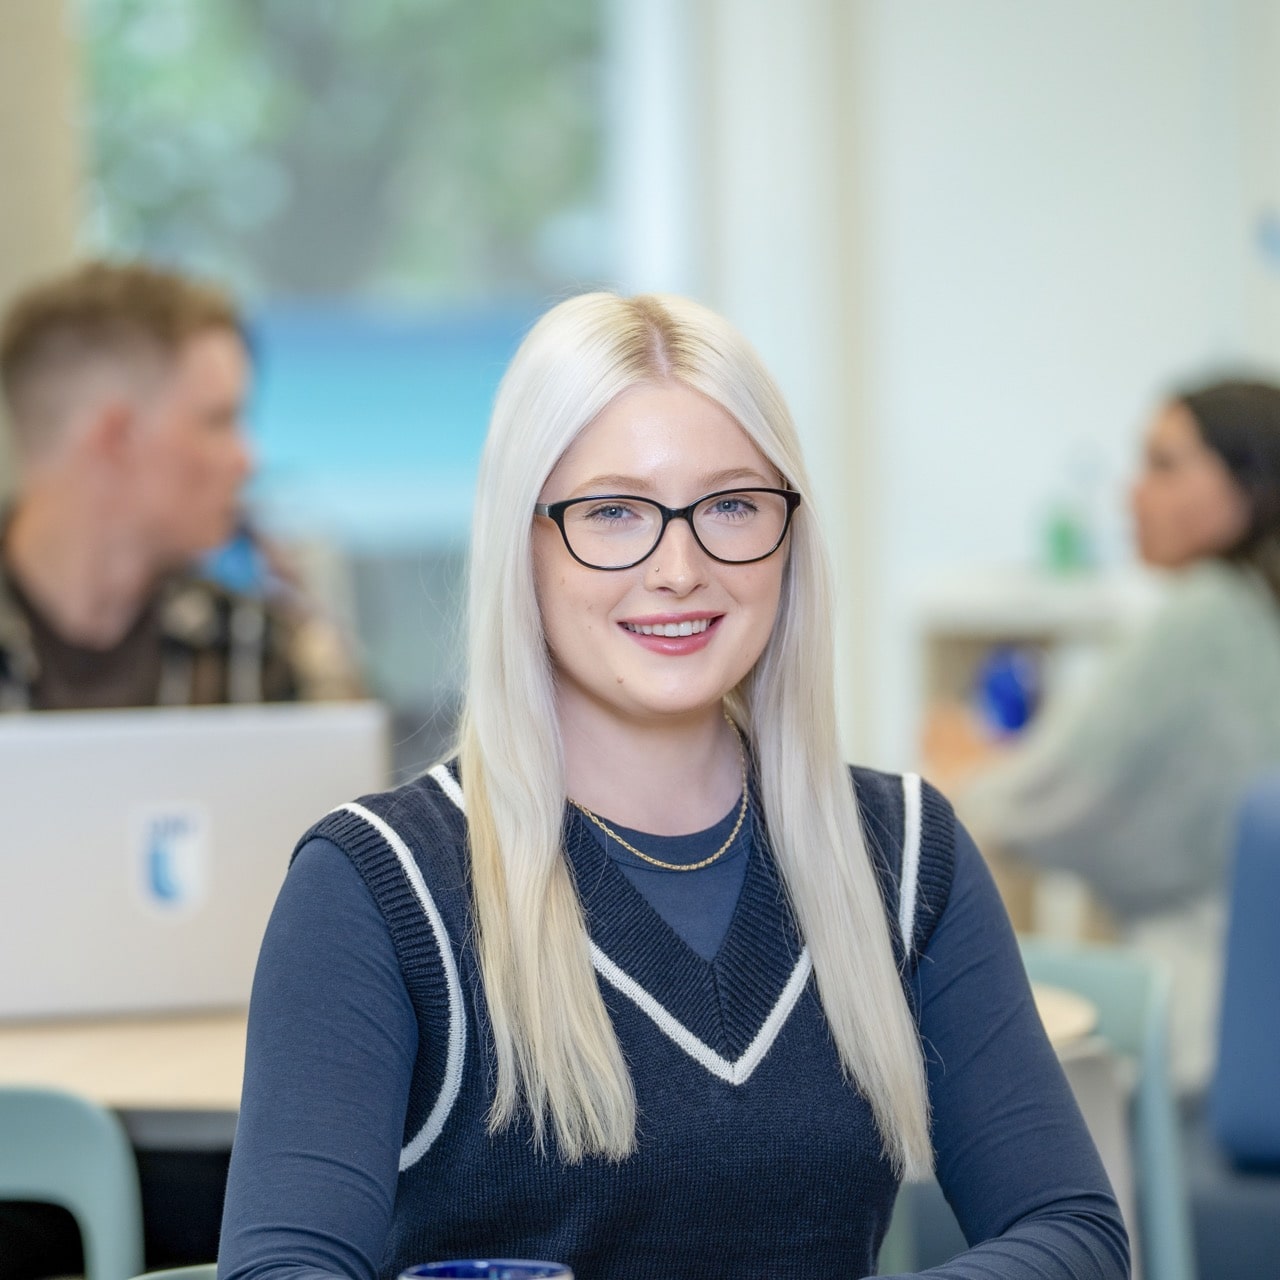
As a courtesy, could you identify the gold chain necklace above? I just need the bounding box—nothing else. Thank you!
[570,715,748,873]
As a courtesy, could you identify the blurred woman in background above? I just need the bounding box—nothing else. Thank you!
[961,379,1280,1089]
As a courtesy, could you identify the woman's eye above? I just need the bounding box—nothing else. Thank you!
[583,503,636,522]
[1146,451,1185,474]
[708,495,759,517]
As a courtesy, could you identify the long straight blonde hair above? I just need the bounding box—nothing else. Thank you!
[459,293,932,1178]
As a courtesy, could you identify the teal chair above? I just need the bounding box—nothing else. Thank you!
[1020,936,1197,1280]
[128,1266,217,1280]
[0,1084,145,1280]
[881,939,1193,1276]
[877,1194,914,1273]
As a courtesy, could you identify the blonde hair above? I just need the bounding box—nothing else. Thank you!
[460,292,932,1177]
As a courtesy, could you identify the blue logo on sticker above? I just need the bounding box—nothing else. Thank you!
[140,811,207,911]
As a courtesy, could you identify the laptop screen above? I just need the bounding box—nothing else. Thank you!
[0,700,391,1020]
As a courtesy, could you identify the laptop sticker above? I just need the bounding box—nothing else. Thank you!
[133,806,212,916]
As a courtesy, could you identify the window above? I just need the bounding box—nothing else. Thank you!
[78,0,611,754]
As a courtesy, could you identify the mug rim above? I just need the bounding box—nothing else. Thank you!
[400,1262,571,1279]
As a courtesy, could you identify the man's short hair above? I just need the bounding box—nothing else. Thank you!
[0,260,245,450]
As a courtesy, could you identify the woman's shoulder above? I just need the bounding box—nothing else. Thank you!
[1160,558,1274,626]
[847,764,957,851]
[1117,560,1278,680]
[292,758,470,878]
[847,764,959,958]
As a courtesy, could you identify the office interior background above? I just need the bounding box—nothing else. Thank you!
[3,0,1280,774]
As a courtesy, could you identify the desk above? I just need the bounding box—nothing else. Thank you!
[0,1010,246,1150]
[1033,980,1098,1048]
[3,988,1139,1269]
[894,982,1142,1276]
[1034,982,1143,1277]
[0,989,1102,1142]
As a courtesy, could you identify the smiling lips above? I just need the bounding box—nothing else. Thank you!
[619,614,722,652]
[621,617,713,637]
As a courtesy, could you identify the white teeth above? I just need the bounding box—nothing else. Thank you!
[623,618,712,637]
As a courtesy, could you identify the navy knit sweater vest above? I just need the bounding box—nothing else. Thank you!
[298,763,956,1279]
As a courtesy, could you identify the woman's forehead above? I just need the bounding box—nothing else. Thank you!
[1146,401,1205,452]
[544,382,778,496]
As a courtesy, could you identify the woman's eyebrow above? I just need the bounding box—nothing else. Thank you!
[571,473,653,494]
[570,467,777,495]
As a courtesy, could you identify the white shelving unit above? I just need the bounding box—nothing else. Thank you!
[913,565,1164,712]
[911,565,1166,938]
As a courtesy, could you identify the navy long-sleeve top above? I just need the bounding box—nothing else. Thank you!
[219,769,1128,1279]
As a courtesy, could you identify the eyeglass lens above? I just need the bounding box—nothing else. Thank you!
[561,490,790,568]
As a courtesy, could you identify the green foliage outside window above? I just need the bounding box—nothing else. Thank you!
[77,0,606,302]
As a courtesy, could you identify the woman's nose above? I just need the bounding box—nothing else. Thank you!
[644,516,708,592]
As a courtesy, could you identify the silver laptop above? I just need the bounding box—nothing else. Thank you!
[0,700,391,1020]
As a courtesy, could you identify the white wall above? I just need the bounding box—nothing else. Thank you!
[854,0,1269,766]
[861,0,1243,581]
[1236,0,1280,366]
[694,0,874,758]
[679,0,1277,767]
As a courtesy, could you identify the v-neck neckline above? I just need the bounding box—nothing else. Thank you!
[563,788,806,1062]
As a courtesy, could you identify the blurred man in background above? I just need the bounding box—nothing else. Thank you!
[0,259,358,710]
[0,259,361,1277]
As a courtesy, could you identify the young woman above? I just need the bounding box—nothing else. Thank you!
[962,380,1280,1090]
[219,293,1128,1278]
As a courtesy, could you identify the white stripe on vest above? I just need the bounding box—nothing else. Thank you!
[333,799,467,1171]
[590,940,812,1085]
[897,773,923,955]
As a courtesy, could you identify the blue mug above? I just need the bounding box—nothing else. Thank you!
[401,1263,572,1280]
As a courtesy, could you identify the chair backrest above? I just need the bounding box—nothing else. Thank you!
[1210,768,1280,1167]
[0,1084,145,1280]
[128,1266,218,1280]
[876,1197,913,1274]
[1020,937,1196,1280]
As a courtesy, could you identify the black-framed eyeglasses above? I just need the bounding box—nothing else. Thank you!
[534,486,802,571]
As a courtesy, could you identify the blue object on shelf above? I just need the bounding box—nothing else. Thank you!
[974,645,1041,735]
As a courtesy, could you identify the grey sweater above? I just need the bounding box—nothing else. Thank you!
[961,559,1280,918]
[960,558,1280,1087]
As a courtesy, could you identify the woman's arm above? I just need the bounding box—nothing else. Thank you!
[218,838,418,1280]
[886,823,1131,1279]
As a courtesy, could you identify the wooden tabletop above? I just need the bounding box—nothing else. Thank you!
[0,1009,247,1148]
[1032,982,1099,1049]
[0,983,1098,1148]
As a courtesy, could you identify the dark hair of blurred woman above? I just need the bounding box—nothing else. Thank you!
[1132,378,1280,600]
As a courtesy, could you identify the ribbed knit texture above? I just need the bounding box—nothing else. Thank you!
[297,763,956,1280]
[852,767,955,967]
